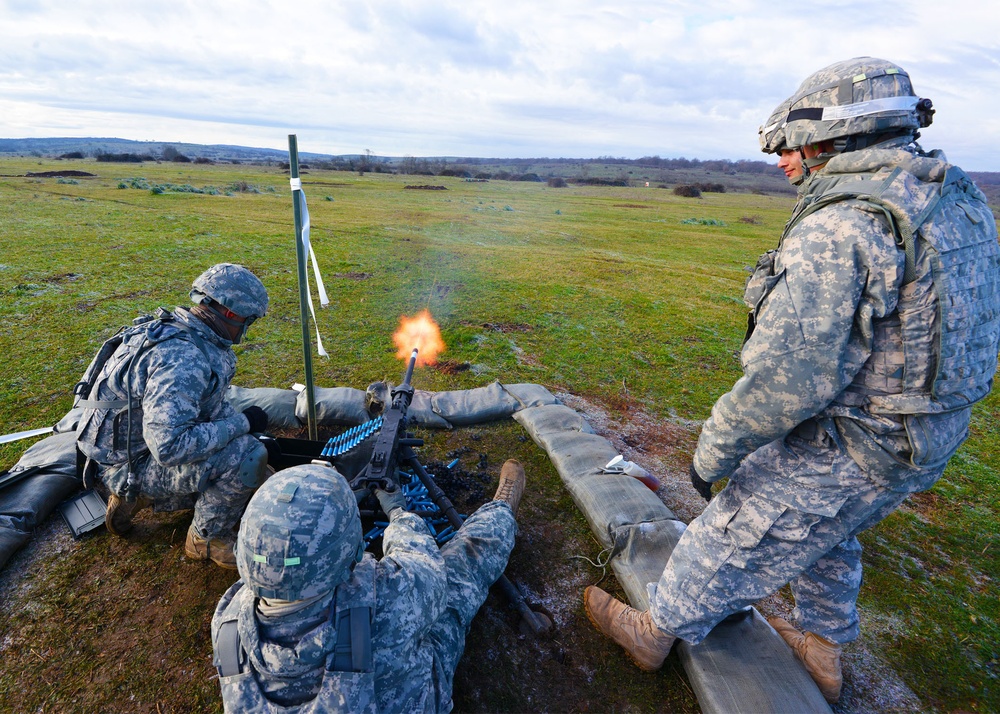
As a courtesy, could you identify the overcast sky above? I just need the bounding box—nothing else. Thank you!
[2,1,998,170]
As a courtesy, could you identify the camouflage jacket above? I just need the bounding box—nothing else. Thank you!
[214,509,453,713]
[694,143,1000,493]
[76,308,249,489]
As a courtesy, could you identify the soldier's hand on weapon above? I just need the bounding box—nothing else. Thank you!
[690,463,714,502]
[375,487,407,516]
[243,406,269,434]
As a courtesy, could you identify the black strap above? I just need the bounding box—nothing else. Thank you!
[332,606,373,672]
[786,107,823,122]
[350,606,372,672]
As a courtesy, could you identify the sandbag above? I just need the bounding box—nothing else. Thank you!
[0,431,81,569]
[501,383,561,409]
[295,386,372,427]
[431,382,520,426]
[409,390,453,429]
[227,385,301,429]
[54,407,84,433]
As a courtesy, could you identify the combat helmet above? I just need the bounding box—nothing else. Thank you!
[236,463,364,601]
[758,97,792,155]
[782,57,934,158]
[190,263,268,343]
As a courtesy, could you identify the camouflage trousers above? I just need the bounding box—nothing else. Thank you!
[426,499,517,710]
[649,430,912,645]
[107,434,263,539]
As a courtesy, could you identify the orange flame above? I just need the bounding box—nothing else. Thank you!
[393,309,445,366]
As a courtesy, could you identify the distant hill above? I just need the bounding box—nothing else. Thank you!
[0,137,332,164]
[2,137,997,204]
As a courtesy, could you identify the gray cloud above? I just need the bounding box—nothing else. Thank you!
[0,1,997,169]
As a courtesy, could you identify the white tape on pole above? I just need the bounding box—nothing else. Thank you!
[293,185,330,358]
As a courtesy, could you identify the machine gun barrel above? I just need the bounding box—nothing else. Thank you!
[401,348,417,389]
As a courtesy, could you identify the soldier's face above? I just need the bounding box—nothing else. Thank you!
[777,148,803,180]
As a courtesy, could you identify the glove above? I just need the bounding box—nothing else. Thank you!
[690,463,714,502]
[375,487,407,516]
[242,406,269,434]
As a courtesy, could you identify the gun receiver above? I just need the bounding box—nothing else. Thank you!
[351,348,422,493]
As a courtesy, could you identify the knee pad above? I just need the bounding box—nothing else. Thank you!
[238,441,269,488]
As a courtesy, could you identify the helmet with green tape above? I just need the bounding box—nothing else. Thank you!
[236,463,363,600]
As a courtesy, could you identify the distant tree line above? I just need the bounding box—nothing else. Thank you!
[65,145,214,164]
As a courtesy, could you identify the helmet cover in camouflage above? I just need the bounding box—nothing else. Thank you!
[759,98,792,154]
[236,463,363,600]
[781,57,932,150]
[190,263,269,320]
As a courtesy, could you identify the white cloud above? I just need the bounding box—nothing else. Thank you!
[0,0,998,169]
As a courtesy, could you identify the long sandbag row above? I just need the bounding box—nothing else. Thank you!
[513,400,832,714]
[226,381,560,430]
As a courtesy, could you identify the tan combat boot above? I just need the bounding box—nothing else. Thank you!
[584,586,676,671]
[184,526,238,570]
[493,459,526,517]
[105,493,153,537]
[768,616,843,704]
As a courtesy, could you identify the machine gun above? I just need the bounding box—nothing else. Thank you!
[347,348,421,496]
[310,347,552,636]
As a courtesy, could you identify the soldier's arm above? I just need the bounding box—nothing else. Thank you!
[140,341,249,466]
[694,206,904,481]
[372,510,447,649]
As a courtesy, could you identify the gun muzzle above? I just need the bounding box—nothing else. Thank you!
[402,348,418,385]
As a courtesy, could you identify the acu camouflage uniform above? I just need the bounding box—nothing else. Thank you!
[76,307,264,538]
[212,495,516,713]
[648,141,1000,645]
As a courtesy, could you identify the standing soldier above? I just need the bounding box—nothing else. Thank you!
[585,57,1000,704]
[76,263,272,568]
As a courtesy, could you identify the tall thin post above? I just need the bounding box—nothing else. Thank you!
[288,134,318,439]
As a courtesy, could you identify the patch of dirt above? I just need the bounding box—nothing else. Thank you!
[482,322,532,333]
[24,170,96,178]
[404,185,447,190]
[333,271,372,280]
[612,203,649,208]
[432,359,471,374]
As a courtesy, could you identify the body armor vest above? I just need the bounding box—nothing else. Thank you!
[787,162,1000,415]
[75,310,216,468]
[781,155,1000,476]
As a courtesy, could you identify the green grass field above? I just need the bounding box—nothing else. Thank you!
[0,157,997,711]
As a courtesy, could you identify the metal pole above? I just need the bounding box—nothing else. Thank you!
[288,134,318,440]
